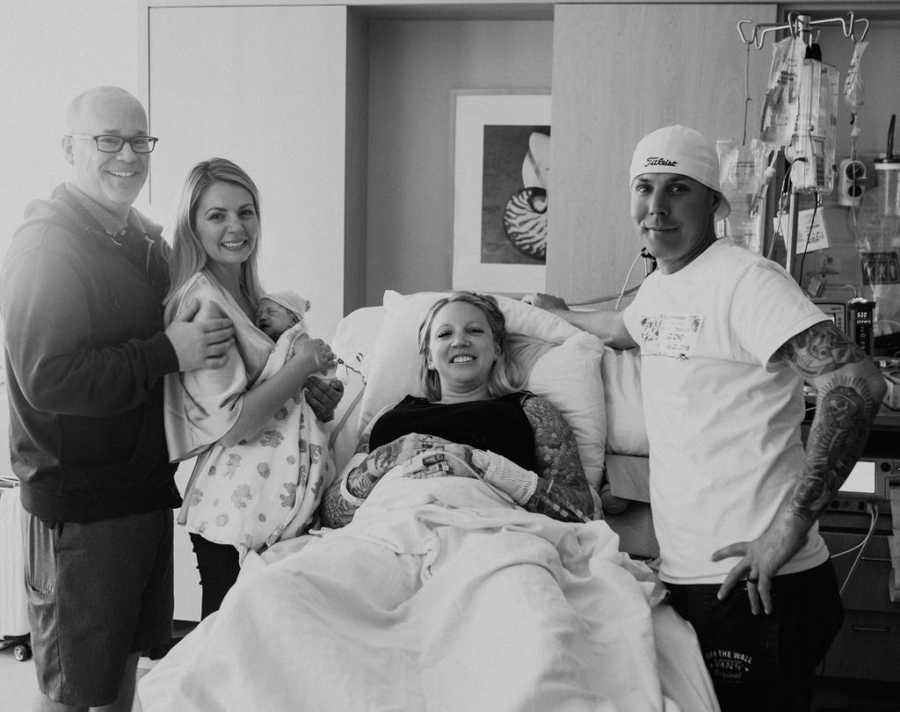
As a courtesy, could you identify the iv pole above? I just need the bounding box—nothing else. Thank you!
[737,11,870,281]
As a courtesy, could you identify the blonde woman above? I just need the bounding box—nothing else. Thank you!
[164,157,341,616]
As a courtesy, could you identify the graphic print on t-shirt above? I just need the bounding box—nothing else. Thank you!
[638,314,703,359]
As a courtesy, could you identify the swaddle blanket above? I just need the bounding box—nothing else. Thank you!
[183,323,334,554]
[139,450,719,712]
[164,271,334,555]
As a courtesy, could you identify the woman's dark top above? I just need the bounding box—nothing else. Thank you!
[369,393,537,473]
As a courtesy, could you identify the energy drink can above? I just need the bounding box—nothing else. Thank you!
[847,298,875,354]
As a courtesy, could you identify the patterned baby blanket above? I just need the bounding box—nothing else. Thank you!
[183,323,334,554]
[165,271,334,555]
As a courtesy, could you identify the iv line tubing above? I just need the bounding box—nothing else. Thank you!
[836,502,878,596]
[568,250,645,307]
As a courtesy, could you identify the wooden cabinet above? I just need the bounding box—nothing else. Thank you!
[820,529,900,682]
[548,3,776,303]
[143,3,349,339]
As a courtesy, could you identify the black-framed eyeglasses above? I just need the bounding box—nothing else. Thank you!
[69,134,159,154]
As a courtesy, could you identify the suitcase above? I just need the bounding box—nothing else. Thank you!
[0,481,31,661]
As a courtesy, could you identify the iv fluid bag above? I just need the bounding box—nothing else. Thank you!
[717,139,771,254]
[788,59,839,194]
[761,37,804,147]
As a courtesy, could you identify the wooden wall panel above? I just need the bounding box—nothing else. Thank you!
[549,3,776,306]
[147,4,348,338]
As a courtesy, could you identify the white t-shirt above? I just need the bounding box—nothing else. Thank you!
[623,239,830,584]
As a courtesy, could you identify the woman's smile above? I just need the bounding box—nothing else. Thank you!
[427,301,498,399]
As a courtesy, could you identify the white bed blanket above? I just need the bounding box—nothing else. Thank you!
[140,476,717,712]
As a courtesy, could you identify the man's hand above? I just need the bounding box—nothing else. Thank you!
[711,514,807,616]
[166,298,235,372]
[305,376,344,422]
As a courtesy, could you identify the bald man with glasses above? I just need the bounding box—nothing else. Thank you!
[1,86,235,712]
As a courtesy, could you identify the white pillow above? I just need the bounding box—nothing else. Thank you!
[327,306,385,473]
[527,331,606,487]
[602,347,649,456]
[359,290,608,488]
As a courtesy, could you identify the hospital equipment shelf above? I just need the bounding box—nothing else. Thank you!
[816,408,900,684]
[818,526,900,682]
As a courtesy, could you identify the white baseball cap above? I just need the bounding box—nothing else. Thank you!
[629,125,731,219]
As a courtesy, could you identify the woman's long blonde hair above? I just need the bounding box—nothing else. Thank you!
[164,157,265,317]
[417,292,526,401]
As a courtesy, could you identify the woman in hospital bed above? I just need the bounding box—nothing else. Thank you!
[140,291,719,712]
[320,290,596,528]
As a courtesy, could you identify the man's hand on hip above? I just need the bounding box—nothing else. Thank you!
[712,513,807,616]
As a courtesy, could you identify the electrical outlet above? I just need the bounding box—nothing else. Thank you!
[837,158,867,207]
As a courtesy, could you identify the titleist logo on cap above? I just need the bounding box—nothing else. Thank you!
[644,157,678,167]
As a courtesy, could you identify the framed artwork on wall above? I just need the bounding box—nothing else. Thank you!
[451,91,550,294]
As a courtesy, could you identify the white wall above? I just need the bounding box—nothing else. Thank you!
[0,0,349,338]
[145,4,348,339]
[0,1,140,472]
[0,1,143,259]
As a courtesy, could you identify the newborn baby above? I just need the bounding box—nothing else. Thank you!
[183,290,341,558]
[256,291,310,342]
[256,292,344,418]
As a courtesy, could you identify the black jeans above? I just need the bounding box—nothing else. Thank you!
[190,533,240,619]
[667,561,844,712]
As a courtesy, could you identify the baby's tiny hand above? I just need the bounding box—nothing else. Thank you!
[530,293,569,311]
[292,337,336,373]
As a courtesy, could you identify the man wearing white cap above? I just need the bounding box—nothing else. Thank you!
[535,125,885,710]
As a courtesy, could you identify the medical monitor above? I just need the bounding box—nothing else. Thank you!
[813,300,847,335]
[840,459,876,496]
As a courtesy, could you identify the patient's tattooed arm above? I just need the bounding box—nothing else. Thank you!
[770,320,885,522]
[320,428,373,528]
[320,430,456,528]
[520,394,595,522]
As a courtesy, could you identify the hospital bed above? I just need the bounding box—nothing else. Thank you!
[139,290,719,712]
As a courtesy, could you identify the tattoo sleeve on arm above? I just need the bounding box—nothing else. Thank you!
[770,320,866,375]
[771,321,882,523]
[320,432,446,527]
[794,375,877,521]
[320,426,376,528]
[321,478,359,528]
[521,394,595,521]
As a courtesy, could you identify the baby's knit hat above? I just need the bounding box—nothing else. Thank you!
[260,291,310,320]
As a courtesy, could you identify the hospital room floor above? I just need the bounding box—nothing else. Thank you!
[0,652,155,710]
[3,649,900,711]
[0,621,194,711]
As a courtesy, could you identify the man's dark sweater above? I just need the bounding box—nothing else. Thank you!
[1,184,181,522]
